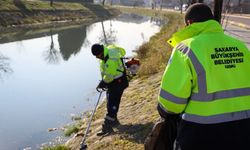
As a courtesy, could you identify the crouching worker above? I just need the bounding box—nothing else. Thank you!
[91,44,129,136]
[158,3,250,150]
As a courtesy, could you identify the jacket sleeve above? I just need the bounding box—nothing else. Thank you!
[98,59,118,88]
[158,46,193,114]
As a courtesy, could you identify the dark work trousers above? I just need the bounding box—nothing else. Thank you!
[105,75,128,120]
[175,118,250,150]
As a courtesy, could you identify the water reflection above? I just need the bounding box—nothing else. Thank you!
[150,17,166,26]
[115,14,166,27]
[42,30,61,64]
[115,13,146,24]
[0,13,166,63]
[0,13,166,150]
[98,21,118,45]
[58,26,87,61]
[0,52,13,81]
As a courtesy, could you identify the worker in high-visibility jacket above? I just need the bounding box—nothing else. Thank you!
[157,3,250,150]
[91,44,129,136]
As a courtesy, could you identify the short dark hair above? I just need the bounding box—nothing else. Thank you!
[91,44,103,56]
[185,3,213,24]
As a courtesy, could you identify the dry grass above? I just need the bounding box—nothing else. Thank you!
[136,11,184,75]
[65,71,164,150]
[115,6,184,75]
[65,7,185,150]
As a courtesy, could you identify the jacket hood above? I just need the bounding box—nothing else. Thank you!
[103,45,109,57]
[168,20,224,47]
[103,44,126,58]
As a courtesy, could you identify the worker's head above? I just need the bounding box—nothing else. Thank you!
[184,3,213,27]
[91,44,104,60]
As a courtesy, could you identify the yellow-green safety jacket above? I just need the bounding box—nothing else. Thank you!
[98,45,126,87]
[158,20,250,124]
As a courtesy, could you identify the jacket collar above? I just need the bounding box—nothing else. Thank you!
[167,20,224,47]
[103,45,109,57]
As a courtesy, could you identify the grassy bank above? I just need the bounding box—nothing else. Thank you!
[63,6,184,150]
[116,6,184,75]
[0,0,120,27]
[0,1,121,45]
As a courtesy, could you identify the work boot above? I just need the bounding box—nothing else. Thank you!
[96,123,114,136]
[111,118,121,127]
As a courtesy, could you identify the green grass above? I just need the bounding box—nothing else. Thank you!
[0,1,121,27]
[71,116,82,120]
[64,126,79,136]
[0,0,113,11]
[0,0,86,11]
[42,145,70,150]
[94,143,105,149]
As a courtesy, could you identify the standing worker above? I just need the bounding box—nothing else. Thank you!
[91,44,129,136]
[157,3,250,150]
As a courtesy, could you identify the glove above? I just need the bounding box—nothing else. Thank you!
[98,80,109,89]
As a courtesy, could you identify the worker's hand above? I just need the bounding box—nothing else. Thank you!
[96,86,101,92]
[96,86,107,92]
[96,80,108,92]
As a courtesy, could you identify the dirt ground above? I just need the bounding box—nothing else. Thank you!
[65,71,164,150]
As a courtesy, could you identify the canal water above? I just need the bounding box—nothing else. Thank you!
[0,13,166,150]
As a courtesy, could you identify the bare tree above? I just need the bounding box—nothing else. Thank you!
[180,0,183,13]
[221,0,232,30]
[160,0,171,9]
[187,0,192,5]
[42,30,61,64]
[238,0,242,6]
[98,21,118,46]
[191,0,196,4]
[160,0,163,9]
[151,0,157,9]
[101,22,108,44]
[189,0,203,4]
[102,0,105,6]
[213,0,223,24]
[0,53,13,81]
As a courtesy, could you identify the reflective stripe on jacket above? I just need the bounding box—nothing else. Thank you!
[100,45,126,83]
[158,20,250,124]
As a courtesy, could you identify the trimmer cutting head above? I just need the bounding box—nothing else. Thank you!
[79,144,87,150]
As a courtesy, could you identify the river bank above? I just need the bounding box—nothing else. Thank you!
[0,2,184,149]
[64,6,184,150]
[0,1,121,30]
[0,1,121,45]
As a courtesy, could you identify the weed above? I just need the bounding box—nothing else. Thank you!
[71,116,81,121]
[64,126,79,136]
[86,140,93,143]
[42,144,70,150]
[77,121,84,127]
[94,143,104,149]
